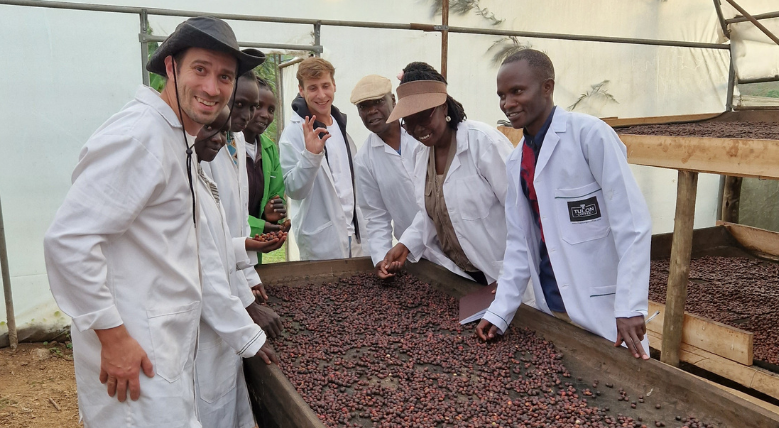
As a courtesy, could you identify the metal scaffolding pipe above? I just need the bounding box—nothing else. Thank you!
[444,26,730,50]
[738,75,779,85]
[1,0,730,51]
[725,10,779,24]
[140,34,322,53]
[0,196,17,350]
[713,0,731,38]
[440,0,449,79]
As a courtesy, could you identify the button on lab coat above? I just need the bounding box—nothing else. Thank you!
[354,127,467,277]
[484,108,651,350]
[279,112,367,260]
[201,131,262,291]
[195,171,265,428]
[399,120,513,284]
[44,86,201,428]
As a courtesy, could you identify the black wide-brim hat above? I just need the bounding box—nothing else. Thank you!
[146,16,265,77]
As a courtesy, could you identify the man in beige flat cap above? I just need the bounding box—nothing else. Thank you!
[352,75,467,280]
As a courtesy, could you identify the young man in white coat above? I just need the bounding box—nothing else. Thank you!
[351,74,466,279]
[279,58,366,260]
[201,66,284,336]
[43,17,265,427]
[194,107,278,428]
[476,49,652,360]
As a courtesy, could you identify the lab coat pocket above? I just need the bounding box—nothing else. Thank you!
[590,284,617,297]
[196,338,239,404]
[554,182,610,244]
[147,301,200,383]
[457,176,492,220]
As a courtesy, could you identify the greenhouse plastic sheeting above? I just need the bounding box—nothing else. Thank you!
[0,0,750,342]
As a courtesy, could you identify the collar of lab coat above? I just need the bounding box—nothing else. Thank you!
[369,123,409,156]
[444,120,472,181]
[535,107,569,177]
[135,85,184,129]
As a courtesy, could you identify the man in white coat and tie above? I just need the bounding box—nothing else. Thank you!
[476,49,652,360]
[279,58,366,260]
[43,17,265,427]
[351,74,466,279]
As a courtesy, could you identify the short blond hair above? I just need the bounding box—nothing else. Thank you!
[297,57,335,86]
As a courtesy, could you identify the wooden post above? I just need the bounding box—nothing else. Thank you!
[661,170,698,367]
[721,176,742,223]
[441,0,449,79]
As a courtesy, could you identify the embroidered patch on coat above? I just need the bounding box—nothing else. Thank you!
[567,196,601,222]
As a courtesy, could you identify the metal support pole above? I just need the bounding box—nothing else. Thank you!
[713,0,730,38]
[723,0,779,46]
[725,45,736,111]
[313,22,321,57]
[726,10,779,25]
[661,170,698,367]
[441,0,449,79]
[0,196,17,350]
[139,9,149,86]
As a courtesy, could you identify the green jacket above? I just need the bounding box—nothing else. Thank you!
[247,133,285,237]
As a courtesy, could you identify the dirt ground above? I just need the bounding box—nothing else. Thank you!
[0,342,81,428]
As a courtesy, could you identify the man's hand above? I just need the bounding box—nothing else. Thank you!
[475,319,499,342]
[382,243,410,274]
[615,315,649,360]
[94,325,154,402]
[375,260,396,279]
[245,235,285,253]
[246,303,283,339]
[255,342,279,365]
[264,196,286,224]
[251,283,268,303]
[302,115,330,155]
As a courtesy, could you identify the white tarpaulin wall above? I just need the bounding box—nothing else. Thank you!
[0,0,773,342]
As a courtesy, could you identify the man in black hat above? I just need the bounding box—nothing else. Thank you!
[44,17,264,427]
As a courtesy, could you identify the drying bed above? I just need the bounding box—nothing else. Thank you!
[649,256,779,366]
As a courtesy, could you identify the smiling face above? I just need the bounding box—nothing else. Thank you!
[496,59,554,135]
[299,73,336,120]
[357,94,395,135]
[195,106,231,163]
[163,47,237,135]
[401,103,449,147]
[229,74,260,132]
[245,86,276,137]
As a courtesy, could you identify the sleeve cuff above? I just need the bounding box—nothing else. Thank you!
[300,147,325,168]
[615,310,647,319]
[399,235,425,263]
[482,310,509,335]
[238,328,266,358]
[243,266,261,287]
[232,237,252,270]
[72,305,124,332]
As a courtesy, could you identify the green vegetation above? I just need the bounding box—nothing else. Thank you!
[262,242,287,264]
[738,81,779,98]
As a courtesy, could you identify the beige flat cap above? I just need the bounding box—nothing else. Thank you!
[350,75,392,104]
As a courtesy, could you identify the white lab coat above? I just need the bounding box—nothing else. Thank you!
[399,120,513,284]
[44,86,201,428]
[354,127,467,277]
[484,108,651,350]
[195,169,265,428]
[201,132,262,291]
[279,111,367,260]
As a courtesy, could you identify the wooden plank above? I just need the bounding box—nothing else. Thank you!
[620,134,779,179]
[696,373,779,415]
[662,170,698,367]
[647,301,753,365]
[497,125,523,147]
[718,221,779,258]
[244,357,327,428]
[603,113,722,127]
[648,330,779,400]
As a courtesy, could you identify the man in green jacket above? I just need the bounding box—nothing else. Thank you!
[244,76,288,238]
